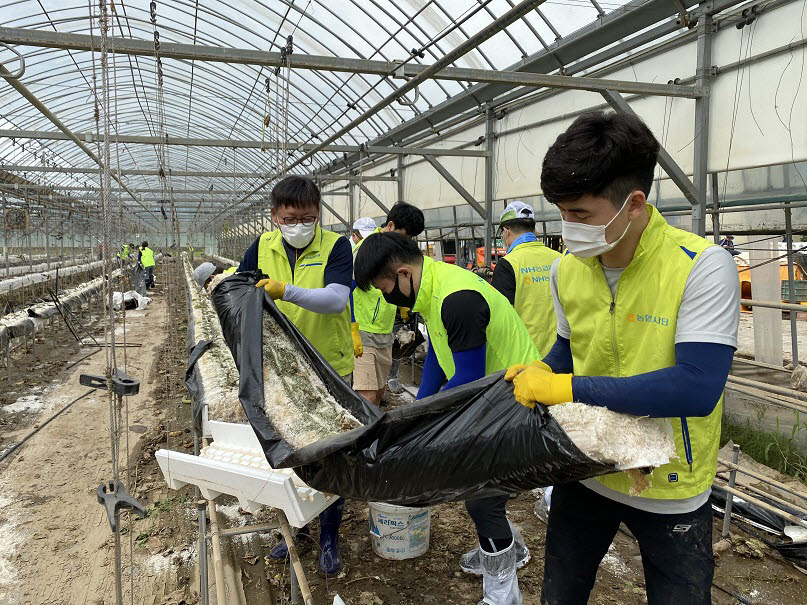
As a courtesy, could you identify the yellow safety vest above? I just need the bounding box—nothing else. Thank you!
[222,267,237,275]
[353,229,396,335]
[503,240,561,357]
[120,244,129,258]
[556,205,722,500]
[413,257,539,379]
[141,247,155,267]
[257,226,353,377]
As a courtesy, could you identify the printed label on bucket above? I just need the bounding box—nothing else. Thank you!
[369,504,431,560]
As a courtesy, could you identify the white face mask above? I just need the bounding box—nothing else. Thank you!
[279,221,317,249]
[561,195,633,258]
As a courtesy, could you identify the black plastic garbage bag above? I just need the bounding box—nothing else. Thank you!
[212,273,614,506]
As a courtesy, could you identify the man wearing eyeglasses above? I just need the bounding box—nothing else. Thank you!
[237,175,354,575]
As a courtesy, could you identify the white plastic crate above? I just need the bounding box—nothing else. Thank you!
[156,421,336,528]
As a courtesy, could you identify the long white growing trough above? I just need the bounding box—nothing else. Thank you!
[156,421,336,528]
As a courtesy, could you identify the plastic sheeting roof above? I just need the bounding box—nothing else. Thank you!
[0,0,631,223]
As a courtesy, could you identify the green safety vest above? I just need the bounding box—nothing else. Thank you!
[413,257,539,379]
[353,228,396,335]
[556,205,722,500]
[503,240,562,357]
[222,267,237,275]
[141,247,155,267]
[257,226,353,377]
[121,244,129,258]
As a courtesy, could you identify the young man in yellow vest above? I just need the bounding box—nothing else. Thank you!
[350,216,394,406]
[492,201,561,357]
[139,241,156,289]
[350,204,425,405]
[355,232,538,605]
[237,175,353,575]
[505,111,739,604]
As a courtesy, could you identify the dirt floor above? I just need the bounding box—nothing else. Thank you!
[1,260,805,605]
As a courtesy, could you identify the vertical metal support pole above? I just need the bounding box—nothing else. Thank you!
[44,208,50,270]
[721,443,740,538]
[452,206,460,265]
[484,107,495,266]
[710,172,720,244]
[397,154,404,205]
[2,193,8,277]
[692,14,713,237]
[59,209,65,262]
[348,184,355,228]
[197,500,209,605]
[785,203,799,367]
[5,338,9,382]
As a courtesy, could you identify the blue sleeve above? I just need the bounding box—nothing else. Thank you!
[416,341,445,400]
[237,237,261,273]
[541,335,573,374]
[324,237,353,288]
[442,344,486,391]
[571,342,733,417]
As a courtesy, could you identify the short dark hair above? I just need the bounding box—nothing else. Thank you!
[271,175,321,210]
[501,218,535,235]
[142,241,148,248]
[354,232,422,291]
[385,202,424,237]
[540,111,659,207]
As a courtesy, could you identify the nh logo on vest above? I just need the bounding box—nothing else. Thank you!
[627,313,669,326]
[519,265,551,285]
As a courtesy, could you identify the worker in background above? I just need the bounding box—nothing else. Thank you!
[139,241,156,289]
[492,201,562,521]
[193,262,222,291]
[355,232,537,605]
[720,234,741,256]
[350,216,392,406]
[237,174,352,576]
[505,111,739,604]
[492,201,561,357]
[119,243,129,261]
[379,202,425,395]
[350,205,424,406]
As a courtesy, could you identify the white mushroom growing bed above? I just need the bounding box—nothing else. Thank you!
[182,256,245,427]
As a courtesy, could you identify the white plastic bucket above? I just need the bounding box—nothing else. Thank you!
[369,501,431,560]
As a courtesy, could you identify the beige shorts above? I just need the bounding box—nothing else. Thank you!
[353,345,393,391]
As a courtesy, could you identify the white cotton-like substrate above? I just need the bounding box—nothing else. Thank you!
[261,313,361,450]
[548,402,677,470]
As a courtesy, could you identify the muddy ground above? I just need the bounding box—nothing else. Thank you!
[0,259,804,604]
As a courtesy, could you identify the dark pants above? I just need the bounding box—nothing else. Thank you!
[542,482,714,605]
[465,494,512,550]
[145,266,154,288]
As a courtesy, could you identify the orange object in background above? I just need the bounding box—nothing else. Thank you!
[475,246,507,268]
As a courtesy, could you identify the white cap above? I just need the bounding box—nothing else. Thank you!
[499,201,534,225]
[352,216,377,239]
[193,262,217,288]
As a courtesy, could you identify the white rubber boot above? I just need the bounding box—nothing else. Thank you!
[460,522,530,575]
[477,541,522,605]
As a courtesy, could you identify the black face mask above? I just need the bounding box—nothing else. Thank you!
[383,272,417,308]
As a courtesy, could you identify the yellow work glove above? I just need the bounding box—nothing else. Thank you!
[399,307,410,321]
[351,322,363,357]
[256,278,287,301]
[504,360,573,409]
